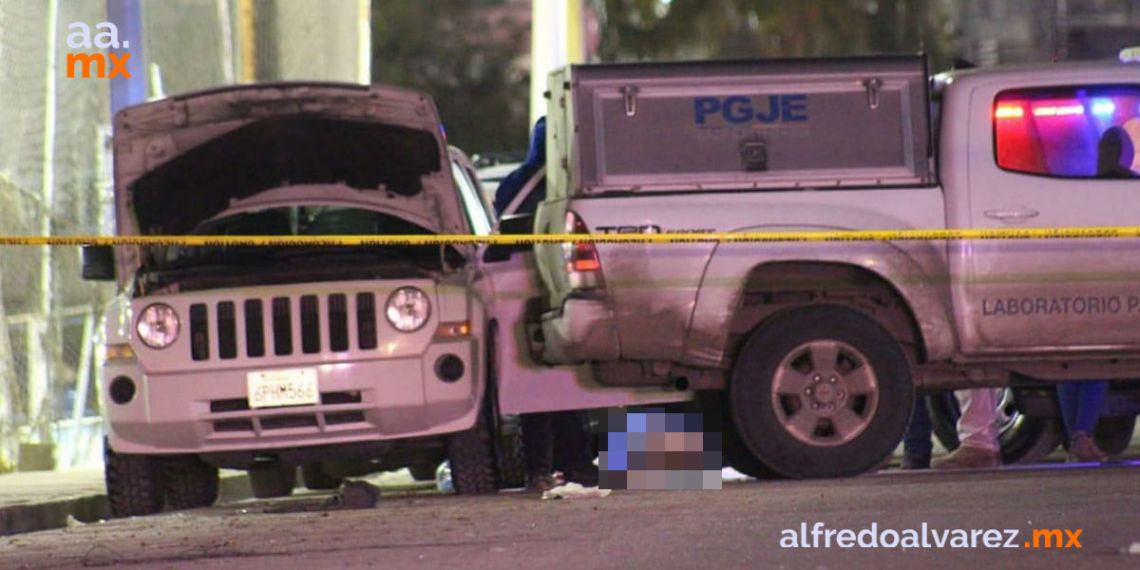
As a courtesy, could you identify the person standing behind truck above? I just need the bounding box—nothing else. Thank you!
[1057,381,1110,462]
[494,117,548,215]
[496,117,598,491]
[900,393,960,469]
[932,389,1002,469]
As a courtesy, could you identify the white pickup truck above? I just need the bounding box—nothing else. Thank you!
[530,55,1140,478]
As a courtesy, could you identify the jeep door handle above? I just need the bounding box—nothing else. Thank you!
[984,207,1039,221]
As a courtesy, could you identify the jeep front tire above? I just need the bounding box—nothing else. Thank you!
[104,439,165,518]
[163,455,219,510]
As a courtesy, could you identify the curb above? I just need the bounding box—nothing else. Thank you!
[0,471,251,537]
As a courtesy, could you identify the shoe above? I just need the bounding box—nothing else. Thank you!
[1066,432,1108,463]
[526,474,556,493]
[931,446,1001,470]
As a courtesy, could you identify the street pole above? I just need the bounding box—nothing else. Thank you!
[216,0,236,84]
[106,0,145,114]
[28,0,61,443]
[530,0,586,126]
[238,0,257,82]
[357,0,371,85]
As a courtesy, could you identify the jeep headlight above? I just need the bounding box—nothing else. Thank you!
[136,303,180,349]
[386,287,431,332]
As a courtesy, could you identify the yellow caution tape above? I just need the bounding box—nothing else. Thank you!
[0,226,1137,246]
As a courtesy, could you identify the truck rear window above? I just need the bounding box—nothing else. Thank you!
[994,85,1140,178]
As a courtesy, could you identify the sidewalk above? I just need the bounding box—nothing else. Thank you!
[0,468,252,536]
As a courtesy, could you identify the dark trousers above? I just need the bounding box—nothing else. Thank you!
[521,410,594,480]
[903,393,960,464]
[1057,381,1109,438]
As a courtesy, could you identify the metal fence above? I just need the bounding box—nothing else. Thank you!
[0,0,111,472]
[0,0,369,472]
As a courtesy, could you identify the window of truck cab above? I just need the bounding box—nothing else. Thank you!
[993,85,1140,179]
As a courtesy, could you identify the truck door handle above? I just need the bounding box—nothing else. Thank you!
[984,208,1039,221]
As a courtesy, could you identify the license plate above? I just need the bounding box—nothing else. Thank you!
[247,368,319,409]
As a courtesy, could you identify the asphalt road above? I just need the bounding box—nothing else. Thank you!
[2,461,1139,570]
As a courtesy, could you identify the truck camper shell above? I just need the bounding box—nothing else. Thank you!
[548,55,932,196]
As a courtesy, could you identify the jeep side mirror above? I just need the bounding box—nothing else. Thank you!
[81,246,115,281]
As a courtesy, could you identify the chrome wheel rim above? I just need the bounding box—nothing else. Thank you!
[770,339,880,447]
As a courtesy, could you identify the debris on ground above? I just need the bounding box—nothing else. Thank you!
[323,480,384,509]
[541,483,611,500]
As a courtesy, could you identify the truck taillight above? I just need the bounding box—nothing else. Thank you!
[562,211,604,289]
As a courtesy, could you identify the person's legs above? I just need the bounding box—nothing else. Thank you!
[902,396,933,469]
[955,388,1000,452]
[521,413,554,490]
[551,410,598,485]
[932,388,1001,469]
[1056,382,1081,438]
[1064,381,1110,463]
[1073,381,1109,435]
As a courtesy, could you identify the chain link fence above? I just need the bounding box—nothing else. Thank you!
[0,0,368,472]
[0,0,111,472]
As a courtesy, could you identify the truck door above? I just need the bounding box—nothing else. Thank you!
[953,77,1140,353]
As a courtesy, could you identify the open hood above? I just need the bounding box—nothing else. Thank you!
[112,82,466,237]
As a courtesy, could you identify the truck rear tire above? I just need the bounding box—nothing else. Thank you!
[104,439,165,518]
[162,456,219,510]
[729,305,914,479]
[722,417,782,480]
[1095,415,1136,457]
[248,464,296,499]
[695,392,780,479]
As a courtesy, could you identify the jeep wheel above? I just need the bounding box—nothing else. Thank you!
[104,439,165,518]
[486,324,527,489]
[248,464,296,499]
[1095,415,1136,457]
[496,417,528,489]
[301,462,343,490]
[163,456,219,510]
[729,305,914,479]
[445,406,498,494]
